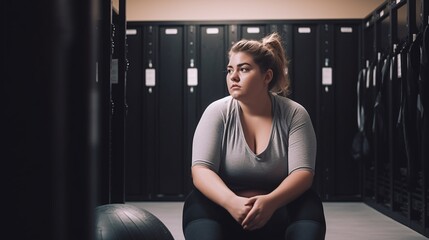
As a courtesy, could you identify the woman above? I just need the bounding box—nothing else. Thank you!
[182,32,326,240]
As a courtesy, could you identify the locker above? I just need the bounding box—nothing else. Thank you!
[124,27,144,198]
[332,24,361,199]
[361,0,429,237]
[291,24,321,194]
[142,25,159,199]
[317,24,336,200]
[199,25,228,116]
[184,25,199,194]
[157,26,185,197]
[315,24,361,201]
[292,25,318,130]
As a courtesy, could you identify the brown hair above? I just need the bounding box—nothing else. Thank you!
[228,32,290,96]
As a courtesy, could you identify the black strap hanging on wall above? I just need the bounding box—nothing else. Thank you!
[352,67,370,160]
[363,58,378,168]
[403,33,422,187]
[393,40,409,185]
[373,53,391,164]
[371,52,387,170]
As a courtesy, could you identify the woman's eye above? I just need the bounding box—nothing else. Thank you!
[226,69,234,74]
[240,68,249,72]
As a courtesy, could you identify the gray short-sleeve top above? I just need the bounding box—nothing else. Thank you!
[192,94,316,192]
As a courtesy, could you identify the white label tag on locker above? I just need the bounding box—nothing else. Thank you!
[298,27,311,33]
[247,27,260,34]
[145,68,156,87]
[126,29,137,35]
[206,28,219,34]
[165,28,178,35]
[187,68,198,86]
[322,67,332,85]
[340,27,353,33]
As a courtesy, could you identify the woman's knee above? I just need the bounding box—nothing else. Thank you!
[288,190,326,223]
[285,220,326,240]
[184,219,223,240]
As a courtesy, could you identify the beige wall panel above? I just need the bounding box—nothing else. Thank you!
[126,0,385,21]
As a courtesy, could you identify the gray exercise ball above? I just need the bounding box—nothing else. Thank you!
[95,203,175,240]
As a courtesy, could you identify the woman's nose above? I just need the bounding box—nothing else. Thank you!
[229,70,239,82]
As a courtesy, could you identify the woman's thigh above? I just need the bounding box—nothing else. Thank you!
[182,188,326,240]
[182,189,244,239]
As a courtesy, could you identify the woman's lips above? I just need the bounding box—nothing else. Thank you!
[230,84,240,89]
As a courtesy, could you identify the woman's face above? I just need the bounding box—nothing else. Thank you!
[226,52,272,101]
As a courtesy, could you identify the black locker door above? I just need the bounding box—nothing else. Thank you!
[333,24,361,199]
[157,26,185,198]
[124,27,144,198]
[292,25,318,125]
[291,24,321,193]
[199,25,228,116]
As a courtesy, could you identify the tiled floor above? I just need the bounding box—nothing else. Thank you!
[127,201,428,240]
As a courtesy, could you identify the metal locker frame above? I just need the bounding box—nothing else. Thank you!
[317,24,336,201]
[142,25,159,199]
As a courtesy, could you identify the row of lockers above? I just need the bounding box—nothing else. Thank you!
[359,0,428,237]
[122,21,362,201]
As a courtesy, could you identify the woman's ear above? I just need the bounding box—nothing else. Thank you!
[264,69,273,85]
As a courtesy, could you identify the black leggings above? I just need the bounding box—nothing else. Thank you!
[182,188,326,240]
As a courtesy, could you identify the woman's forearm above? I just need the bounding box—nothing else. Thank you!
[267,169,314,209]
[191,165,237,208]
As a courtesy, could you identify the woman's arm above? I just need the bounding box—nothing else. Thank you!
[192,165,253,224]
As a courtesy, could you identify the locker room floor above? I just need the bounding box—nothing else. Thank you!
[127,201,428,240]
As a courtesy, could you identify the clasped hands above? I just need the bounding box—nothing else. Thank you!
[227,194,277,231]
